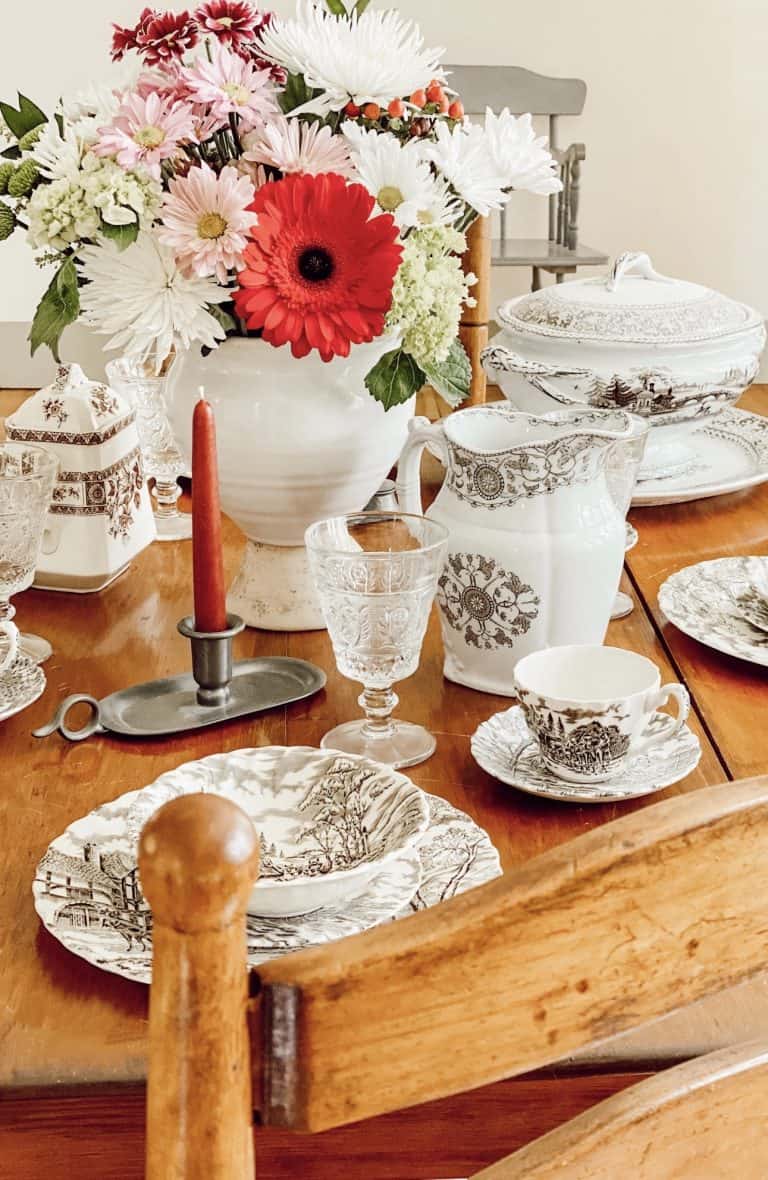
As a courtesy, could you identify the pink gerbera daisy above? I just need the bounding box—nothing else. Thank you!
[181,42,276,130]
[193,1,261,53]
[242,115,353,177]
[94,91,196,179]
[158,162,257,282]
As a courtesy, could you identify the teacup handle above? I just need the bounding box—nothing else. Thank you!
[0,619,19,673]
[395,416,447,515]
[634,684,690,754]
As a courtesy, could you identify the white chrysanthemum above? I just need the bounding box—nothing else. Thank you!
[62,82,122,127]
[258,0,446,115]
[31,121,88,181]
[343,124,451,229]
[483,109,562,195]
[78,231,228,364]
[243,115,353,176]
[421,121,510,217]
[386,224,474,369]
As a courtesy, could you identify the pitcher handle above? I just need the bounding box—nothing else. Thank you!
[396,416,446,516]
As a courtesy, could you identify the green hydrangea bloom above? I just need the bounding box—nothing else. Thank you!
[386,225,475,369]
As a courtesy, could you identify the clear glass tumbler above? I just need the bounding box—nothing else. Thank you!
[0,444,59,673]
[106,356,192,541]
[306,512,449,769]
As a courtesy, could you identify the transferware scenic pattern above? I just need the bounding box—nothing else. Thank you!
[519,697,631,777]
[471,706,701,803]
[437,552,539,650]
[33,790,501,985]
[660,557,768,668]
[125,747,428,881]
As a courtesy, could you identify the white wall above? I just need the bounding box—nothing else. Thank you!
[2,0,766,380]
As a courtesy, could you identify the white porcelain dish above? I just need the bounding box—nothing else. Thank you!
[33,789,501,985]
[483,251,765,484]
[631,408,768,506]
[472,705,701,803]
[126,745,430,917]
[659,557,768,667]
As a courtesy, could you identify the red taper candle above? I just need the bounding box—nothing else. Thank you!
[192,387,228,633]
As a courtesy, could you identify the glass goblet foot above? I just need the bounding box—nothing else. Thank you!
[321,720,436,770]
[152,478,192,541]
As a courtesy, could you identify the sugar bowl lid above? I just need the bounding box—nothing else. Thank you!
[6,363,129,438]
[498,251,763,346]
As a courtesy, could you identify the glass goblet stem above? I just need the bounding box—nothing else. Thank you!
[0,600,14,623]
[358,687,399,739]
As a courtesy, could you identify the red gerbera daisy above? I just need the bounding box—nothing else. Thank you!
[234,172,402,362]
[111,8,154,61]
[193,1,261,53]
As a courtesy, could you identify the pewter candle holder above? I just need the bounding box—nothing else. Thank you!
[34,613,325,743]
[177,613,245,707]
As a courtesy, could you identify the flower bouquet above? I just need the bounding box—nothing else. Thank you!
[0,0,560,410]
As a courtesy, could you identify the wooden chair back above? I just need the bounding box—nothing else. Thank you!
[478,1040,768,1178]
[139,777,768,1178]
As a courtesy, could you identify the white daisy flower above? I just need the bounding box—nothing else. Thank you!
[258,0,446,116]
[483,109,562,195]
[343,124,445,228]
[78,230,228,365]
[62,83,122,138]
[242,115,353,176]
[421,121,510,217]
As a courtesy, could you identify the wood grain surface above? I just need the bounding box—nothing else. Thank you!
[2,385,768,1164]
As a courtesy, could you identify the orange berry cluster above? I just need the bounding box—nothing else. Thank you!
[342,80,464,127]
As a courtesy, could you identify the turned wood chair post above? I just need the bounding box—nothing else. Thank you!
[139,794,259,1180]
[461,214,491,405]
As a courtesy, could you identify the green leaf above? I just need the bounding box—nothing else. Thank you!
[354,0,371,13]
[421,338,472,408]
[278,72,320,116]
[324,0,348,13]
[365,348,425,411]
[207,303,239,335]
[98,212,139,251]
[28,258,79,362]
[1,144,21,160]
[0,93,47,140]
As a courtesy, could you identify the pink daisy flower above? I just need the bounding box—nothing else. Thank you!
[158,162,257,282]
[242,116,353,177]
[94,91,197,179]
[193,1,261,53]
[181,42,277,130]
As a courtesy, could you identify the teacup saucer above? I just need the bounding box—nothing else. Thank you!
[471,706,701,803]
[0,654,46,722]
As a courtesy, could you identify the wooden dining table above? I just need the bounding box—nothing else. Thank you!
[2,383,768,1179]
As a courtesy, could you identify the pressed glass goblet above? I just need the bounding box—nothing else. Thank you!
[306,512,449,769]
[106,357,192,541]
[0,444,59,677]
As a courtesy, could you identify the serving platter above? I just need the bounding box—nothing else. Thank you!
[631,409,768,506]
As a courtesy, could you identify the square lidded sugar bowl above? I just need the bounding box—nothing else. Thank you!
[5,363,156,592]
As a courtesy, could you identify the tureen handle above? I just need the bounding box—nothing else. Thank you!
[395,416,447,515]
[606,251,676,292]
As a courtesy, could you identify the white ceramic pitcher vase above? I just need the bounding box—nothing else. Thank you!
[396,406,634,695]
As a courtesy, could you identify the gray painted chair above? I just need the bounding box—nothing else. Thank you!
[446,65,608,290]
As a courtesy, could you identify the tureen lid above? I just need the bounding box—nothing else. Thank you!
[6,363,130,439]
[498,252,763,346]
